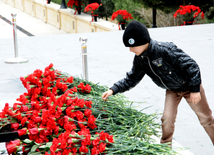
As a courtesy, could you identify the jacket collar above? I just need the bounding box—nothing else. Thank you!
[140,39,154,57]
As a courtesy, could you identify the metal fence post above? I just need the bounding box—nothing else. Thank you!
[152,8,157,28]
[5,13,29,64]
[79,36,88,81]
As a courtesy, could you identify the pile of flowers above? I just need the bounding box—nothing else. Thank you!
[67,0,84,15]
[0,64,179,155]
[0,64,113,155]
[84,3,102,22]
[173,5,204,25]
[111,10,133,30]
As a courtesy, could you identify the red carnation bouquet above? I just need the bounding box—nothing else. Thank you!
[0,63,114,155]
[84,2,101,14]
[174,5,204,25]
[84,2,102,22]
[111,10,133,23]
[111,10,133,30]
[67,0,85,15]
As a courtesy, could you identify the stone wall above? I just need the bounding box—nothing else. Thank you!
[4,0,118,33]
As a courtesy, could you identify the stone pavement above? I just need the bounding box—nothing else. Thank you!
[0,0,68,38]
[1,1,214,154]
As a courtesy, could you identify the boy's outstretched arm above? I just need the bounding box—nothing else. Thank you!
[102,89,113,101]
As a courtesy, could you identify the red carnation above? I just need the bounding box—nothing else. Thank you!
[84,84,91,93]
[21,117,28,127]
[20,105,28,112]
[92,137,100,147]
[50,138,58,155]
[18,128,27,137]
[66,76,74,83]
[29,128,39,135]
[91,147,99,155]
[98,142,106,153]
[85,100,92,108]
[75,110,84,120]
[79,145,88,153]
[84,109,92,117]
[81,135,91,146]
[88,115,96,124]
[34,117,42,123]
[11,123,19,130]
[107,134,114,143]
[99,131,107,141]
[33,69,43,78]
[6,140,21,154]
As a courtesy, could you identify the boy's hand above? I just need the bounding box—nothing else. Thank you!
[102,90,113,101]
[190,92,201,105]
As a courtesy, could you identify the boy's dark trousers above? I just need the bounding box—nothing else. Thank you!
[160,85,214,145]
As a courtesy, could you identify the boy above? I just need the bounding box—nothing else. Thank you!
[102,20,214,145]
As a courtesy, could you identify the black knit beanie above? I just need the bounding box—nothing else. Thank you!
[123,20,150,47]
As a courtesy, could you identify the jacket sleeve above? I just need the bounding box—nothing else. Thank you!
[167,45,201,92]
[110,57,145,95]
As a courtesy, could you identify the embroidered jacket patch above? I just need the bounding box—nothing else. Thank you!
[152,58,162,67]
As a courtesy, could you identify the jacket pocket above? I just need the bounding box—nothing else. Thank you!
[161,68,186,88]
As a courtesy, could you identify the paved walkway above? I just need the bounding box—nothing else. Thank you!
[0,0,67,38]
[1,0,214,154]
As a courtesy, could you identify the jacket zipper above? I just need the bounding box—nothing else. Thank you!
[141,56,169,89]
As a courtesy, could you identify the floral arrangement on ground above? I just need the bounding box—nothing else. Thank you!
[0,64,179,155]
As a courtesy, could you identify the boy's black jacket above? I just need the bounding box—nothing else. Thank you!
[110,39,201,95]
